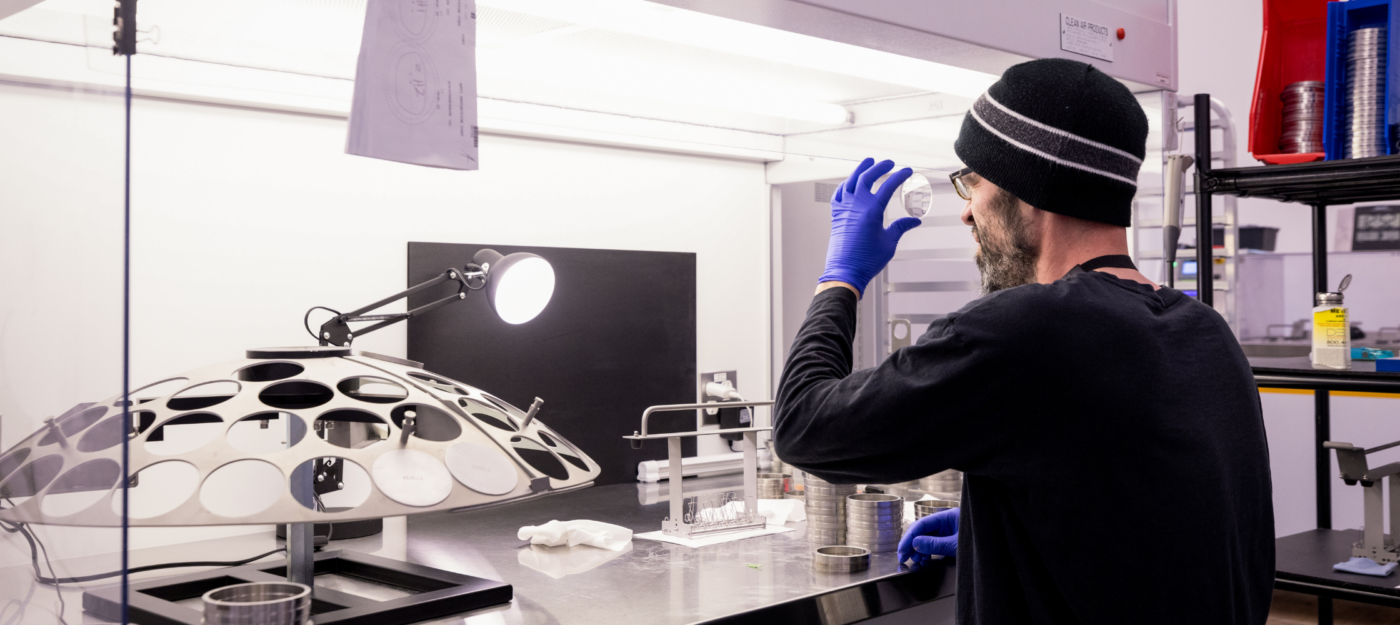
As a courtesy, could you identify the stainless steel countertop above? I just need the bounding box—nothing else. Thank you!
[0,475,954,624]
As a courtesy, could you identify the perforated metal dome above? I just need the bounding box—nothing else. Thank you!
[0,347,600,527]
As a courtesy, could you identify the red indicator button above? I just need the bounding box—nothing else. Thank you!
[1117,28,1126,40]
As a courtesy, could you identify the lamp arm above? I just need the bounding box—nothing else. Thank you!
[314,265,485,347]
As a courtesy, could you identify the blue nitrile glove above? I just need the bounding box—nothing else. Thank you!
[818,158,922,297]
[898,507,959,568]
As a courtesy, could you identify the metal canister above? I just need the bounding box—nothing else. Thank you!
[203,582,312,625]
[1279,80,1325,154]
[845,493,903,553]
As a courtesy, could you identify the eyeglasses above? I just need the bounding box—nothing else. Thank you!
[949,167,973,201]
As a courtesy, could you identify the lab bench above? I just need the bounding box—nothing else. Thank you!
[0,475,954,624]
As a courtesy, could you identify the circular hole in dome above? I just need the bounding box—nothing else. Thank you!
[557,451,589,472]
[259,380,334,410]
[144,413,224,456]
[200,460,284,518]
[228,412,306,455]
[390,404,461,442]
[406,372,468,395]
[77,416,129,453]
[41,459,120,518]
[290,457,371,512]
[459,399,517,432]
[37,405,108,447]
[538,430,589,472]
[337,376,408,404]
[314,409,390,449]
[371,450,453,507]
[509,436,569,481]
[121,377,189,407]
[236,361,305,382]
[167,380,240,411]
[115,461,200,519]
[0,448,32,483]
[0,455,64,502]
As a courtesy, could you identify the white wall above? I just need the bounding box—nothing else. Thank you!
[1179,0,1400,538]
[0,80,771,566]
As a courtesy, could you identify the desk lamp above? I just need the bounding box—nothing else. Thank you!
[0,249,601,625]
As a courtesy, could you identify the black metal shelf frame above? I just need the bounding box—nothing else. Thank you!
[1192,92,1400,625]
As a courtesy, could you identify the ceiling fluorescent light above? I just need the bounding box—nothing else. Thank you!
[476,50,852,124]
[477,0,998,98]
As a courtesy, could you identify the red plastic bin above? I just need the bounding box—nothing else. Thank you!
[1249,0,1339,164]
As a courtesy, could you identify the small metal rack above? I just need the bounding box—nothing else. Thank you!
[1325,439,1400,564]
[625,401,772,538]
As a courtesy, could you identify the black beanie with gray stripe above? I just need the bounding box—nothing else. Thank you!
[954,58,1148,227]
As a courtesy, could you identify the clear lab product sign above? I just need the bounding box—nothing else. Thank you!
[347,0,479,170]
[1060,14,1114,63]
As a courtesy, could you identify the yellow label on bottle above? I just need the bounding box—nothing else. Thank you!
[1314,308,1349,348]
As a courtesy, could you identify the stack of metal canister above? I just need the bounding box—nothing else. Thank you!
[1279,80,1324,154]
[846,493,903,553]
[1346,27,1388,159]
[757,473,787,499]
[914,499,959,520]
[918,469,963,498]
[805,475,855,545]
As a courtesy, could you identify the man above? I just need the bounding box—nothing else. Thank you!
[772,58,1274,623]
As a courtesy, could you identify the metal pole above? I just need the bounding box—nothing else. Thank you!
[1312,202,1333,625]
[1193,94,1214,307]
[287,420,315,587]
[1312,203,1332,533]
[287,523,315,587]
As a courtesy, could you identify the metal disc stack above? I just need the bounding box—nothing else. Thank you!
[846,493,903,553]
[805,475,855,545]
[1346,27,1388,159]
[914,499,959,520]
[918,469,963,498]
[757,473,787,499]
[1279,81,1324,153]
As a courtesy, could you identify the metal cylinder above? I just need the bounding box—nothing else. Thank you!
[845,494,903,553]
[757,473,788,499]
[813,545,870,573]
[1345,28,1388,159]
[202,582,312,625]
[804,475,856,543]
[1279,81,1325,154]
[917,469,963,498]
[914,499,960,520]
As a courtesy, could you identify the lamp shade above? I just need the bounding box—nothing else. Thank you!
[0,347,600,527]
[474,249,554,325]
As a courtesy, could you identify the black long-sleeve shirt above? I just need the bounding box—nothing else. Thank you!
[773,269,1274,624]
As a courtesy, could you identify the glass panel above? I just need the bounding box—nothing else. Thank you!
[0,48,129,623]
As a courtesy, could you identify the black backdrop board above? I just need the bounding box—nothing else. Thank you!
[407,242,697,486]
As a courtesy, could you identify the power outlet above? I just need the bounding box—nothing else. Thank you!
[699,371,737,423]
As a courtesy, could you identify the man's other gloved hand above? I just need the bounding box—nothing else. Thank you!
[818,158,922,297]
[898,507,959,568]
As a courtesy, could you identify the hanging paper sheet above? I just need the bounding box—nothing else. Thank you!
[347,0,478,170]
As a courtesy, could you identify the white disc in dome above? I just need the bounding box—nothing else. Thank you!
[372,450,452,507]
[445,442,520,495]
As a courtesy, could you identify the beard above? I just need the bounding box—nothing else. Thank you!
[973,189,1040,295]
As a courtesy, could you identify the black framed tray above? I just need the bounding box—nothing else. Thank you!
[83,549,511,625]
